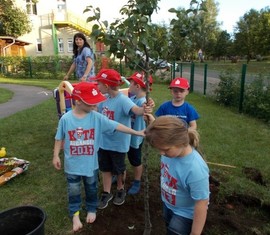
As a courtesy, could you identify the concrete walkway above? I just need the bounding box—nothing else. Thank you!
[0,84,53,119]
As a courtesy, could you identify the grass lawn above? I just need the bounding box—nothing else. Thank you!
[0,87,13,104]
[0,78,270,234]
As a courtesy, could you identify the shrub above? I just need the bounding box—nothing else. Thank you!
[243,76,270,122]
[215,70,270,122]
[214,70,240,106]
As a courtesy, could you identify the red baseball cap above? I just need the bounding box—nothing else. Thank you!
[72,82,106,105]
[169,77,190,90]
[128,72,153,88]
[94,69,124,87]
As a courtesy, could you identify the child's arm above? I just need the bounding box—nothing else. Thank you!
[190,199,208,235]
[189,120,197,131]
[116,123,145,137]
[52,140,63,170]
[131,98,155,115]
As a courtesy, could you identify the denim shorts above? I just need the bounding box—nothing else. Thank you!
[127,143,143,167]
[98,148,126,175]
[163,203,193,235]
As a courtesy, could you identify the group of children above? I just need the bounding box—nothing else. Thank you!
[52,68,209,235]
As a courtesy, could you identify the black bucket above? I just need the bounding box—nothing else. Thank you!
[0,205,46,235]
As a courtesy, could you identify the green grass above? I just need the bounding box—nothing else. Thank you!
[0,87,13,104]
[0,78,270,234]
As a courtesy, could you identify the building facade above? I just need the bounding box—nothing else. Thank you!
[15,0,100,57]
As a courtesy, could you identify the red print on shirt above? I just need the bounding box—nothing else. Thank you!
[161,162,178,206]
[68,128,95,156]
[102,106,115,120]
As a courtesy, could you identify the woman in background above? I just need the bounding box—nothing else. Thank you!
[64,33,95,81]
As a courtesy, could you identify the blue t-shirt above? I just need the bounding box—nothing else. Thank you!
[160,148,209,219]
[74,47,95,80]
[98,92,136,153]
[55,110,118,177]
[155,101,199,126]
[130,95,146,149]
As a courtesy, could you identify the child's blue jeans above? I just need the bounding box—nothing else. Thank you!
[66,170,98,217]
[163,203,193,235]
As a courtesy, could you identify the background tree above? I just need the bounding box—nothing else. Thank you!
[233,7,270,62]
[0,0,32,37]
[193,0,220,58]
[168,0,219,61]
[252,8,270,57]
[213,30,232,61]
[233,9,260,63]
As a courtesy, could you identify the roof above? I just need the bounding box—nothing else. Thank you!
[0,36,31,46]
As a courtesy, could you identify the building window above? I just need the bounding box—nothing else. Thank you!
[36,39,42,52]
[26,0,37,15]
[67,38,73,52]
[58,38,64,52]
[57,0,66,11]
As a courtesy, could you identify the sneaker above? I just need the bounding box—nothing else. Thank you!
[113,189,126,206]
[98,192,113,209]
[127,180,141,195]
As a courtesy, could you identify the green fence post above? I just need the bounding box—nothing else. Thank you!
[172,60,176,79]
[180,63,183,77]
[239,64,247,113]
[203,63,208,95]
[190,62,195,92]
[28,57,32,78]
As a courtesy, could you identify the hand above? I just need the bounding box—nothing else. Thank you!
[143,104,153,114]
[144,113,155,124]
[147,97,155,108]
[52,156,61,170]
[80,75,87,81]
[63,75,69,80]
[136,130,145,137]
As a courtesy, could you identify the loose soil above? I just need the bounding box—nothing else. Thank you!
[77,168,269,235]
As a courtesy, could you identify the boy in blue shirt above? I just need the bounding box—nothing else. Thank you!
[126,72,153,195]
[94,69,153,209]
[155,77,199,130]
[53,82,145,232]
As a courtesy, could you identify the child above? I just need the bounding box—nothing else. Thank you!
[94,69,153,209]
[52,82,145,232]
[155,77,199,130]
[126,72,153,195]
[145,115,209,235]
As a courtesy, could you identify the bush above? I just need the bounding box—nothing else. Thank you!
[0,56,73,79]
[243,77,270,122]
[214,70,240,106]
[215,70,270,122]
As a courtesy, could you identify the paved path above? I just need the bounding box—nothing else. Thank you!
[0,84,53,119]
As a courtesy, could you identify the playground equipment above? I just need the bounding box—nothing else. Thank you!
[53,81,76,119]
[53,79,130,119]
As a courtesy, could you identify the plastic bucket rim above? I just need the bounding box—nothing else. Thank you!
[0,205,46,235]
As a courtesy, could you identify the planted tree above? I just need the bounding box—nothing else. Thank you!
[84,0,204,234]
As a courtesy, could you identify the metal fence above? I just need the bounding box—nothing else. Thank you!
[170,62,270,113]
